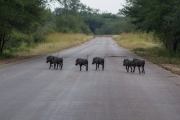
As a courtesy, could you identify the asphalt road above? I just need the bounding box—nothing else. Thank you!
[0,37,180,120]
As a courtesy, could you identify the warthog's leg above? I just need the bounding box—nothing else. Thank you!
[97,64,99,69]
[138,67,141,74]
[56,63,59,69]
[54,63,56,69]
[96,63,98,70]
[132,66,135,73]
[130,66,132,72]
[126,66,129,72]
[59,63,62,70]
[142,67,145,74]
[80,65,82,71]
[86,64,88,71]
[133,66,136,72]
[49,63,52,69]
[102,63,104,70]
[60,63,63,70]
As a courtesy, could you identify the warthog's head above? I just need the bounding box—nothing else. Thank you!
[46,56,52,63]
[123,59,128,66]
[92,58,95,64]
[75,59,79,66]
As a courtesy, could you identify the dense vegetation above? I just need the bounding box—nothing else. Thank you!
[120,0,180,53]
[0,0,132,56]
[0,0,56,55]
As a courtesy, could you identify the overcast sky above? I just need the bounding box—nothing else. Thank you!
[49,0,126,14]
[80,0,126,14]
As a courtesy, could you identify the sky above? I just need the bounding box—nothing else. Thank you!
[80,0,126,14]
[49,0,126,14]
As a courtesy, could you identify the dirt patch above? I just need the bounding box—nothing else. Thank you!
[0,56,37,66]
[161,64,180,75]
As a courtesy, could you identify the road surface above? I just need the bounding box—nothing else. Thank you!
[0,37,180,120]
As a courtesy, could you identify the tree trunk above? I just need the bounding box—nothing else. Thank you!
[0,33,6,54]
[173,39,178,53]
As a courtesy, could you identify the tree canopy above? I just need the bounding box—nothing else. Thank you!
[0,0,51,53]
[120,0,180,52]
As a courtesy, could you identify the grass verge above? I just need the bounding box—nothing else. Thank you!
[15,33,93,56]
[0,33,93,65]
[113,33,180,75]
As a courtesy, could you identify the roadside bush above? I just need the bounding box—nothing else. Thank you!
[6,31,34,49]
[33,32,46,43]
[80,23,92,35]
[0,50,14,58]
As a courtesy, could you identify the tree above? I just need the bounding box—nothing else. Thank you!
[56,0,81,15]
[0,0,50,54]
[84,16,104,33]
[56,15,81,33]
[164,1,180,52]
[120,0,180,52]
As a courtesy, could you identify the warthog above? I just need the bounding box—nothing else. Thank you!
[123,59,135,72]
[92,54,108,70]
[133,58,145,74]
[46,56,63,70]
[53,57,63,70]
[75,58,88,71]
[46,56,55,69]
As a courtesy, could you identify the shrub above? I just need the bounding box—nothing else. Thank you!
[33,32,46,43]
[6,31,33,49]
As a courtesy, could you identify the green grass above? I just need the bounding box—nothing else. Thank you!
[113,33,180,74]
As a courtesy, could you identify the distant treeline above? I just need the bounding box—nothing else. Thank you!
[53,0,133,35]
[0,0,133,55]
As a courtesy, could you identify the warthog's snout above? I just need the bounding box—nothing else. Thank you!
[92,59,95,64]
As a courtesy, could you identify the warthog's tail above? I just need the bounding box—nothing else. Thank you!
[87,54,88,60]
[104,54,108,59]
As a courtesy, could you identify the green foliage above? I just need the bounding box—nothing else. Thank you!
[6,31,33,48]
[95,17,134,35]
[84,16,105,33]
[0,0,52,54]
[0,0,46,32]
[56,16,90,34]
[0,50,14,58]
[120,0,180,53]
[56,15,81,33]
[79,23,92,35]
[33,32,46,43]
